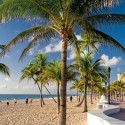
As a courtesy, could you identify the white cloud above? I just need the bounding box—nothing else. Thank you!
[28,44,40,56]
[40,40,62,53]
[0,84,7,89]
[28,48,35,55]
[14,85,19,89]
[67,51,76,60]
[4,77,11,82]
[67,48,97,61]
[101,54,122,67]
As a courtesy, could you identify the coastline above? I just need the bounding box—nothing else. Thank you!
[0,96,97,125]
[0,94,77,100]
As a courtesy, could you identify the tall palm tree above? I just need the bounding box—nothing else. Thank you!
[20,63,57,107]
[31,53,48,106]
[46,60,61,114]
[20,53,57,107]
[88,74,107,104]
[0,1,125,124]
[73,51,107,112]
[46,60,77,114]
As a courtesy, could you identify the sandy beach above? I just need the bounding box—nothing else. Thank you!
[0,96,98,125]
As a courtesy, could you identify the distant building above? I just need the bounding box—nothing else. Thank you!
[117,73,125,83]
[104,0,119,7]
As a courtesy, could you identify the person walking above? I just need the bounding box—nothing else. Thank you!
[70,96,73,102]
[6,98,9,106]
[26,98,28,105]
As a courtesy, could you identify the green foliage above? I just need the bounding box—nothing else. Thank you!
[0,63,10,76]
[71,51,108,93]
[0,0,125,59]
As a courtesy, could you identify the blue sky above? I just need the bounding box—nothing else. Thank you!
[0,2,125,94]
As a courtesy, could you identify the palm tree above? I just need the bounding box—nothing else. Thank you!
[46,60,77,114]
[20,53,57,107]
[77,33,101,53]
[0,1,125,124]
[70,79,85,106]
[20,62,57,107]
[73,51,107,112]
[110,80,125,101]
[0,45,10,76]
[46,60,61,114]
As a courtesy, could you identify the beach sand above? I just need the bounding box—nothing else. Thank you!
[0,96,98,125]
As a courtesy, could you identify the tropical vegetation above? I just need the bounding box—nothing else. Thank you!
[0,1,125,125]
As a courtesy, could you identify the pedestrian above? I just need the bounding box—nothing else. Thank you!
[70,96,73,102]
[29,97,33,103]
[6,98,9,106]
[26,98,28,105]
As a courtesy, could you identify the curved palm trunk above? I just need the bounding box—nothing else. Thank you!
[83,77,88,112]
[90,86,93,104]
[59,38,68,125]
[44,85,57,103]
[75,92,85,107]
[42,96,45,105]
[40,83,45,107]
[57,82,60,114]
[36,82,44,107]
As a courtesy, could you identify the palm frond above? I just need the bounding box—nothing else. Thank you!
[0,45,5,50]
[88,14,125,26]
[0,0,65,27]
[87,28,125,52]
[0,63,10,76]
[0,26,57,57]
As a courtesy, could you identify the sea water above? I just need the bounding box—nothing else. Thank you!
[0,94,56,100]
[0,94,76,100]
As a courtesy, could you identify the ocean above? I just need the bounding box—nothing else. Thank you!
[0,94,75,100]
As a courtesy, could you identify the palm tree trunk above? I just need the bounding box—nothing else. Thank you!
[90,86,93,104]
[40,88,43,107]
[122,89,123,101]
[36,82,43,107]
[40,84,43,107]
[59,38,68,125]
[42,95,45,105]
[77,89,78,101]
[40,83,45,107]
[75,92,85,107]
[44,85,57,103]
[83,77,88,112]
[57,82,60,114]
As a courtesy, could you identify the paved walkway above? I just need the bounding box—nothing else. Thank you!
[109,101,125,121]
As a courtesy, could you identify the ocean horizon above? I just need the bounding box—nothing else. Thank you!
[0,94,76,100]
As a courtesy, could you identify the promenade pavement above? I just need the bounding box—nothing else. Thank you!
[109,101,125,121]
